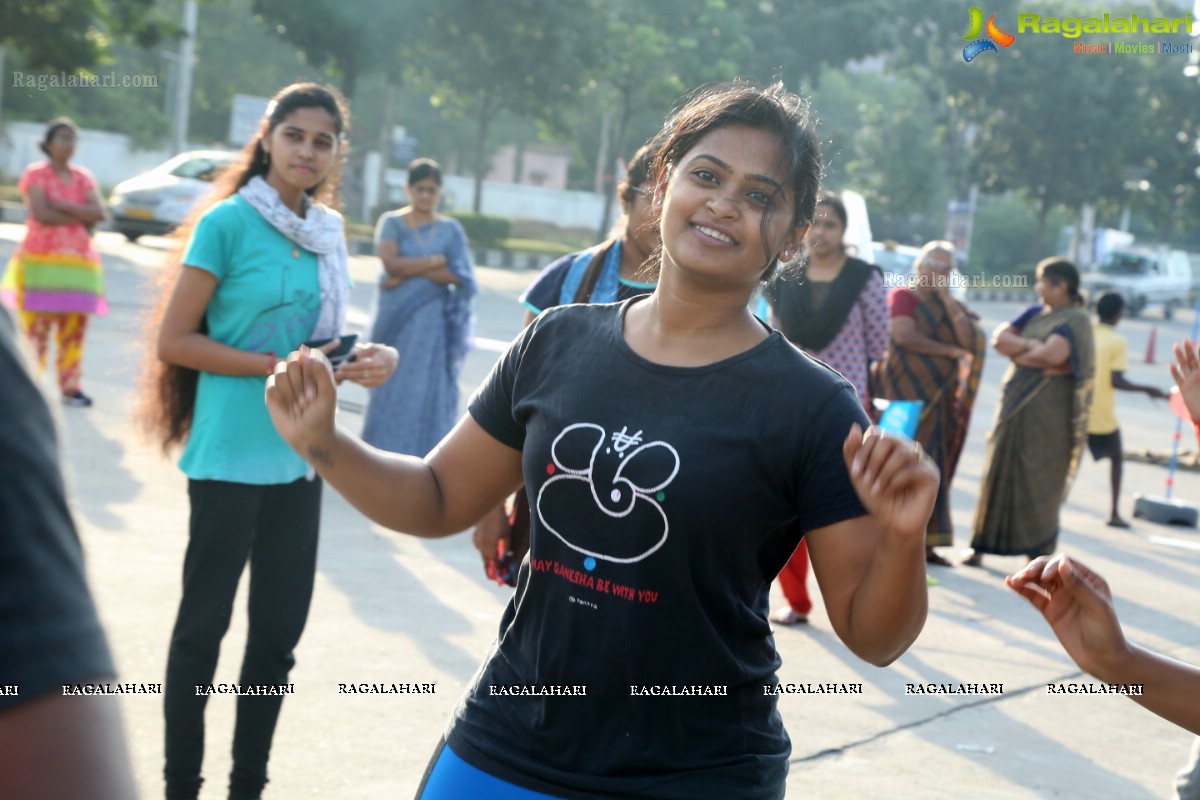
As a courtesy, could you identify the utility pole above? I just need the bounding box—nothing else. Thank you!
[171,0,198,155]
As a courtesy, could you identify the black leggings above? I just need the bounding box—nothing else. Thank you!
[164,477,322,800]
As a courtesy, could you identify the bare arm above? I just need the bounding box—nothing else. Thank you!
[53,185,107,225]
[157,266,280,377]
[890,316,969,359]
[1012,333,1070,370]
[805,426,937,666]
[0,690,137,800]
[1008,555,1200,736]
[378,239,453,278]
[992,322,1027,357]
[946,301,976,349]
[266,348,524,536]
[1111,371,1168,399]
[25,186,77,225]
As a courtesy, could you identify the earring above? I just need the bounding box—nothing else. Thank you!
[261,149,270,166]
[782,250,794,262]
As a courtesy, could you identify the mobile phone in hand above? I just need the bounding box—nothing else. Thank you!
[301,333,359,366]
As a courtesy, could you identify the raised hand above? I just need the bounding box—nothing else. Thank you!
[1171,341,1200,423]
[265,346,338,458]
[1006,555,1129,682]
[842,424,939,537]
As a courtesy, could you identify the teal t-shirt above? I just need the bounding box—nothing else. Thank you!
[178,195,320,484]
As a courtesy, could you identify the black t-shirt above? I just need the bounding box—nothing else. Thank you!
[451,299,869,798]
[0,308,115,710]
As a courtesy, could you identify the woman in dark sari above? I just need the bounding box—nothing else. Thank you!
[965,258,1094,567]
[871,241,985,566]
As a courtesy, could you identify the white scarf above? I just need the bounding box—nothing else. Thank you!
[238,175,349,340]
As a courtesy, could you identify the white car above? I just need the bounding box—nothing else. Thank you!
[109,150,238,242]
[1081,247,1193,319]
[869,240,968,302]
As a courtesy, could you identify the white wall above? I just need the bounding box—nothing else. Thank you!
[0,120,611,230]
[0,120,199,189]
[389,170,609,231]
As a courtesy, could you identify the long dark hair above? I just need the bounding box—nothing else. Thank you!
[137,83,351,452]
[653,81,821,273]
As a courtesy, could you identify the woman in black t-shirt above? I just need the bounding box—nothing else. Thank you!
[266,81,938,799]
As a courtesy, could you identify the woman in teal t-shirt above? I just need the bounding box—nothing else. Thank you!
[139,83,396,800]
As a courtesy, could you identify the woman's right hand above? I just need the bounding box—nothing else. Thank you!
[265,347,338,457]
[472,506,513,580]
[1006,555,1132,683]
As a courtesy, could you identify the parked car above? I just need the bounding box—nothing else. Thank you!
[869,240,968,302]
[108,150,238,242]
[1080,247,1192,319]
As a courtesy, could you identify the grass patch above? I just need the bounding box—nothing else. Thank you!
[0,185,22,204]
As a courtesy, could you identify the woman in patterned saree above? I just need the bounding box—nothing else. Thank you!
[871,241,985,567]
[964,258,1094,567]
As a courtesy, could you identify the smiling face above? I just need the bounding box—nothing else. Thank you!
[659,124,804,289]
[262,106,340,196]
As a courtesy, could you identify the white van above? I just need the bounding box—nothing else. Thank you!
[1080,247,1192,319]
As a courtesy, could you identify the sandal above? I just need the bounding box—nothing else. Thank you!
[769,608,809,626]
[961,550,983,567]
[926,548,954,567]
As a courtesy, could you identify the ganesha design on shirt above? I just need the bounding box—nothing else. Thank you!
[536,423,680,564]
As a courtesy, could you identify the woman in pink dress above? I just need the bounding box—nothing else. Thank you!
[1,118,107,406]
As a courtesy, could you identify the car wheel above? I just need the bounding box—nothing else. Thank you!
[120,229,141,243]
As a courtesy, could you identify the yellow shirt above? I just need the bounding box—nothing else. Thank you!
[1088,323,1126,435]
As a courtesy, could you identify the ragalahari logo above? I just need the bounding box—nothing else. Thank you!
[962,7,1016,62]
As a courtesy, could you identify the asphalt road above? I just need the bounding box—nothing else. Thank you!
[3,224,1199,799]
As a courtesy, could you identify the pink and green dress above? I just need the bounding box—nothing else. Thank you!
[1,162,107,315]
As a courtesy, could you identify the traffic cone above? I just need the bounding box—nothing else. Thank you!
[1145,325,1157,364]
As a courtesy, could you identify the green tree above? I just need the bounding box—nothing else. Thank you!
[1121,55,1200,243]
[248,0,413,99]
[577,0,752,234]
[941,3,1156,261]
[1,0,171,72]
[405,0,604,211]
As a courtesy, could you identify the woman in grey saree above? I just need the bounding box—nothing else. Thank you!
[965,259,1094,566]
[362,159,477,456]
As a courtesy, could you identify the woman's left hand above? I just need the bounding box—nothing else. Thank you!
[335,342,399,388]
[843,424,939,537]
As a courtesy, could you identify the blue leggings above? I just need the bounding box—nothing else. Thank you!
[417,742,562,799]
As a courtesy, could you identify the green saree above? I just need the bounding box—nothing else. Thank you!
[969,304,1094,557]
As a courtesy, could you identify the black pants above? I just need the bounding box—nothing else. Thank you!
[164,477,322,800]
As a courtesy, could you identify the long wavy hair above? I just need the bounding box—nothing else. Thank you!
[136,82,350,452]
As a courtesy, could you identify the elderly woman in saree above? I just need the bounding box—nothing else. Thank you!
[871,241,985,567]
[964,258,1094,568]
[362,158,477,456]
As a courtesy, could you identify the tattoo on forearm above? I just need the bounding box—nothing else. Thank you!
[307,446,334,468]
